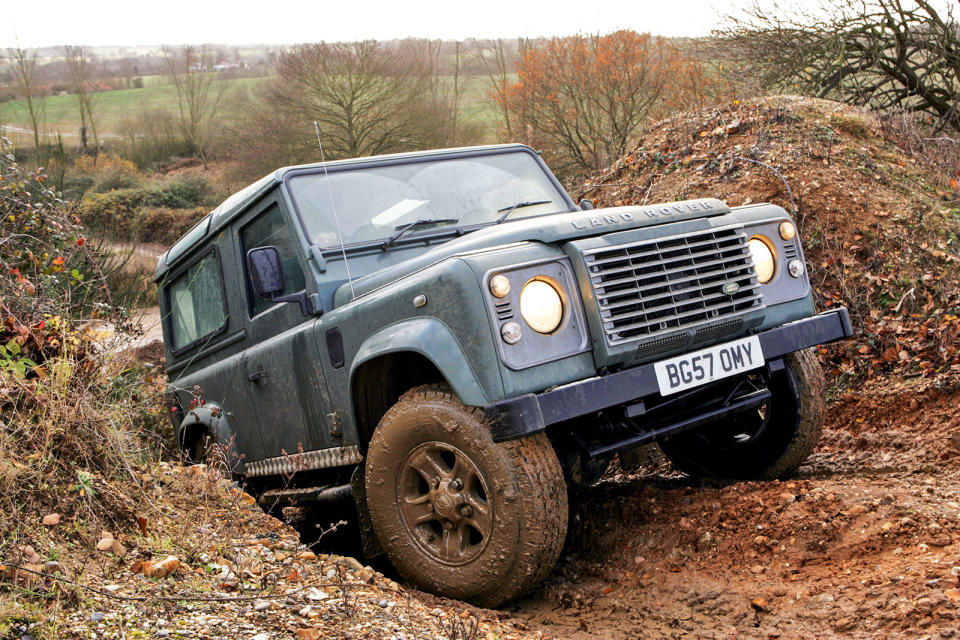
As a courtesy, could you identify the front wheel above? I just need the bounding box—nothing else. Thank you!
[364,385,568,608]
[659,349,825,480]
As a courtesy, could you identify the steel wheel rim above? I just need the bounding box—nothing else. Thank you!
[396,441,493,566]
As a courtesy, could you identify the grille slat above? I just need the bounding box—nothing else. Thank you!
[583,225,764,345]
[602,293,763,332]
[599,272,754,311]
[602,288,762,323]
[590,245,750,281]
[588,235,743,266]
[593,261,753,294]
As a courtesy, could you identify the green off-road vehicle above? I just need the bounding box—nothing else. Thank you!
[157,144,851,606]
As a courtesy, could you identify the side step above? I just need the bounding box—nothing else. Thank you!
[258,483,352,509]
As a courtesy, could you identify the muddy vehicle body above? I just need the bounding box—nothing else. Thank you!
[156,144,852,606]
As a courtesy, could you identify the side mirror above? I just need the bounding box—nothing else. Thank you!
[246,246,285,299]
[245,246,323,317]
[580,199,595,210]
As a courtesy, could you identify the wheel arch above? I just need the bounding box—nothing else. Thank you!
[177,404,236,460]
[349,318,492,449]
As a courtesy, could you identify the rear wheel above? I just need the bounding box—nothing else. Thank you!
[659,349,825,480]
[364,385,568,607]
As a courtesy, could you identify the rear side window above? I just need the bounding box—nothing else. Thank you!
[241,204,306,316]
[167,249,228,352]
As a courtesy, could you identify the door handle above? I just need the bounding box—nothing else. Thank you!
[247,369,268,383]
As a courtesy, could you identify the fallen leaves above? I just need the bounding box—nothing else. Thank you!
[95,533,126,556]
[137,555,181,579]
[41,513,60,526]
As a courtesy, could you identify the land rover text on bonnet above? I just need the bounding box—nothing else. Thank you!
[156,144,852,606]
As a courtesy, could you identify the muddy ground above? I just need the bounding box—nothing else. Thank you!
[377,380,958,639]
[483,383,960,639]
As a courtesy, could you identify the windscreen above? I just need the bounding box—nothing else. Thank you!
[286,151,570,248]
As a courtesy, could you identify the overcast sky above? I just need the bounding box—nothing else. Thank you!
[5,0,756,49]
[5,0,956,50]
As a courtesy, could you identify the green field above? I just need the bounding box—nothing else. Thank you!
[0,73,506,147]
[0,76,270,143]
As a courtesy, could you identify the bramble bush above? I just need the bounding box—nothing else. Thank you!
[0,140,165,541]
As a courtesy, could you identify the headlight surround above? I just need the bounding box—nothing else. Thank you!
[748,236,777,284]
[519,278,564,334]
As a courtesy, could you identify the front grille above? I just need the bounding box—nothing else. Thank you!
[583,225,763,345]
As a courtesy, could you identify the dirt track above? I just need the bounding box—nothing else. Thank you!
[272,377,960,638]
[474,383,960,639]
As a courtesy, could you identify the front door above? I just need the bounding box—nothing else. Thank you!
[235,197,334,460]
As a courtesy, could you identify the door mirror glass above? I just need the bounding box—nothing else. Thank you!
[247,246,285,299]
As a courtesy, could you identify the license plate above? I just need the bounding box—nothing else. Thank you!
[653,336,764,396]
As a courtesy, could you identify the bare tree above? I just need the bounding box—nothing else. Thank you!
[4,46,45,161]
[473,38,519,139]
[498,31,709,177]
[161,45,225,164]
[415,39,470,147]
[270,40,433,159]
[717,0,960,133]
[58,45,100,153]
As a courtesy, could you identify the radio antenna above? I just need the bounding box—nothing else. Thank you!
[315,120,355,300]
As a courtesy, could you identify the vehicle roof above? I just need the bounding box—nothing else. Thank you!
[154,143,535,281]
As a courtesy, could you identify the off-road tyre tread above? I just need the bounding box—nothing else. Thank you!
[365,384,568,608]
[661,348,825,481]
[762,348,825,478]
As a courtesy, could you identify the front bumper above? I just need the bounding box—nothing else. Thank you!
[485,308,853,442]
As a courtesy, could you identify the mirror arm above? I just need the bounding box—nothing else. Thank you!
[273,292,323,316]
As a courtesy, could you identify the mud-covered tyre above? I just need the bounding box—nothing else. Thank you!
[364,384,568,608]
[659,348,825,480]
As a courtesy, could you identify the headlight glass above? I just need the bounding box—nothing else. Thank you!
[489,274,511,298]
[779,221,796,240]
[520,278,563,334]
[748,236,776,284]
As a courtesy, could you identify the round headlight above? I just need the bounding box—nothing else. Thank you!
[779,221,796,240]
[489,274,511,298]
[748,237,776,284]
[520,279,563,334]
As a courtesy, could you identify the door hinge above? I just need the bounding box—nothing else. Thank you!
[327,411,343,439]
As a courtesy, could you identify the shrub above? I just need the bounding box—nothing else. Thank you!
[136,206,208,245]
[0,143,162,535]
[152,174,211,208]
[78,189,206,245]
[60,172,94,201]
[91,168,144,193]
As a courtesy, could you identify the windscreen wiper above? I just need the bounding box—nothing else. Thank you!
[381,218,460,250]
[496,200,551,224]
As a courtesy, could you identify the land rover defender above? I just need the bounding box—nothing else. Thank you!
[156,144,852,606]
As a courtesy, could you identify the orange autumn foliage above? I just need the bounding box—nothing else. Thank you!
[498,30,717,178]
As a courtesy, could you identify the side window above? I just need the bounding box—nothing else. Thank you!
[167,249,227,352]
[241,203,307,316]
